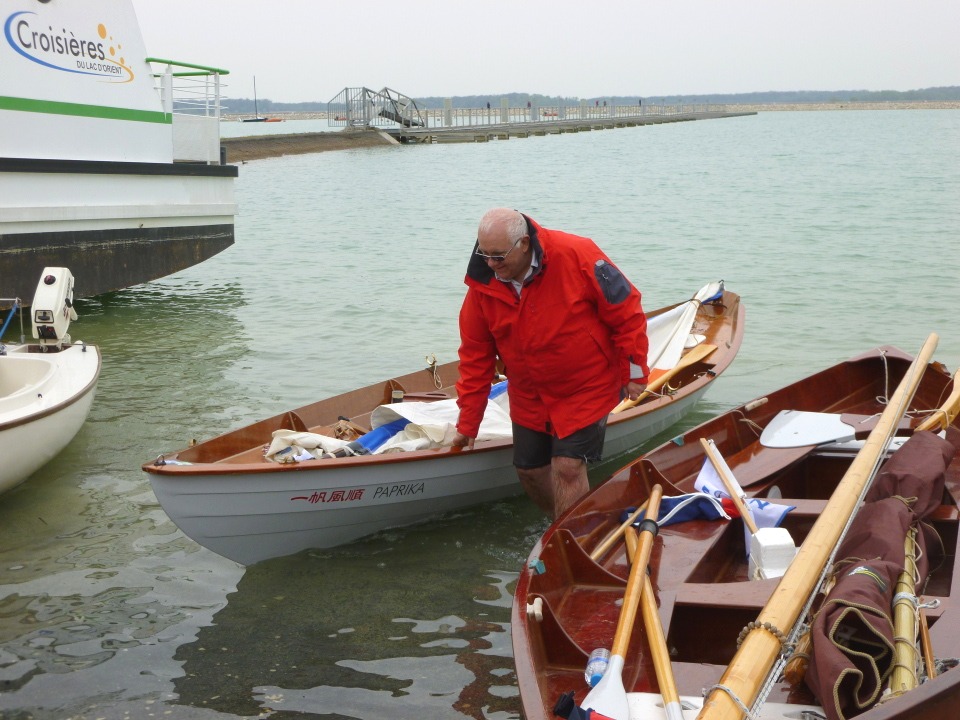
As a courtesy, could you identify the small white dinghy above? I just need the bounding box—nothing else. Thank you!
[0,268,101,496]
[144,283,744,565]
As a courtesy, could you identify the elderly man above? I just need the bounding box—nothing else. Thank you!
[452,208,649,518]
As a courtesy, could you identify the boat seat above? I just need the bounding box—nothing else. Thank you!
[382,379,405,405]
[400,391,451,402]
[282,411,309,433]
[722,441,814,489]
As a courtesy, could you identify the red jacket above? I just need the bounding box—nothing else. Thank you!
[456,216,648,439]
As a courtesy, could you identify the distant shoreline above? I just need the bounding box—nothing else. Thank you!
[222,101,960,124]
[726,101,960,112]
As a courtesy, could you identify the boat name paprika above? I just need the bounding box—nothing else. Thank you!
[373,482,425,499]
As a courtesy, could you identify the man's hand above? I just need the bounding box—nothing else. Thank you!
[625,381,647,402]
[451,432,476,450]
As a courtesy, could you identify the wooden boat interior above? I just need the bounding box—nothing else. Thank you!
[173,360,463,465]
[517,349,960,716]
[163,290,741,469]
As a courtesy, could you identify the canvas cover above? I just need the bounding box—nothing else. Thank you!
[805,430,958,720]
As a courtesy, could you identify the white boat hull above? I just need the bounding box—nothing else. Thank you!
[0,342,101,494]
[148,406,699,566]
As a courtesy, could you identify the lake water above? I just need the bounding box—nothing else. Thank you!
[1,110,959,720]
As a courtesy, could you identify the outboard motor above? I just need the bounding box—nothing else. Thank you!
[32,267,78,350]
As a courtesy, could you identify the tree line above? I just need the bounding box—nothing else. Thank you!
[227,86,960,114]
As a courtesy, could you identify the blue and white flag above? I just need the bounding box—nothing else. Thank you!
[694,441,795,555]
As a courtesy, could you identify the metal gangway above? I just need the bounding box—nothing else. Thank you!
[328,87,425,129]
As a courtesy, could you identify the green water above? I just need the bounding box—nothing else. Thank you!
[1,110,958,719]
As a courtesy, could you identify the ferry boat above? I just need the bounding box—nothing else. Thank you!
[0,0,238,304]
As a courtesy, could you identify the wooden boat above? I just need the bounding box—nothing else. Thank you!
[513,342,960,720]
[1,268,101,496]
[142,282,743,565]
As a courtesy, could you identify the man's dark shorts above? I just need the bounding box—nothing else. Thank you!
[512,416,608,469]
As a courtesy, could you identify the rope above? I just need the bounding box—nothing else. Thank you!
[876,348,892,406]
[425,354,442,389]
[703,684,760,720]
[736,414,765,437]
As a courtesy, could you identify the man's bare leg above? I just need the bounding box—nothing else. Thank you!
[516,456,589,518]
[516,464,554,515]
[551,455,589,518]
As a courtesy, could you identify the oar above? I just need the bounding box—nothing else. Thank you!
[700,438,758,534]
[624,527,684,720]
[916,369,960,432]
[696,332,939,720]
[761,368,960,448]
[590,500,650,562]
[612,344,717,414]
[580,485,664,719]
[919,607,937,679]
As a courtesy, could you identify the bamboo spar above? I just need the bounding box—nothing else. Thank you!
[889,527,921,696]
[696,333,939,720]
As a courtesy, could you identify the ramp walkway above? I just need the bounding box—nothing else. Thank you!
[327,87,755,144]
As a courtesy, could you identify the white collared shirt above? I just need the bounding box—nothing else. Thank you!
[497,254,539,296]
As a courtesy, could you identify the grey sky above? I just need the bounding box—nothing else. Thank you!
[132,0,960,103]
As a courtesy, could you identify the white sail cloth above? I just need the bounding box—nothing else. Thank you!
[265,390,511,462]
[632,280,721,379]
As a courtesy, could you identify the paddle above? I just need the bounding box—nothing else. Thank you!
[623,527,684,720]
[580,484,664,719]
[612,343,717,414]
[760,368,960,448]
[700,438,758,534]
[590,500,649,562]
[916,369,960,431]
[696,333,939,720]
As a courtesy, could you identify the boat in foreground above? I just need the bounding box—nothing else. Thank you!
[0,0,237,302]
[513,342,960,720]
[143,282,743,565]
[1,268,101,496]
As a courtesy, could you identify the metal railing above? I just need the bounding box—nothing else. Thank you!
[146,57,229,117]
[146,58,230,164]
[429,102,723,128]
[328,87,426,129]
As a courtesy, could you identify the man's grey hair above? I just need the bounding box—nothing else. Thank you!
[478,208,527,242]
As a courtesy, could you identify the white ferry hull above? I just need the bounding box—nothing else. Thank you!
[0,0,237,302]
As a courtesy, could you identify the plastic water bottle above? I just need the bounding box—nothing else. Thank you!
[584,648,611,687]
